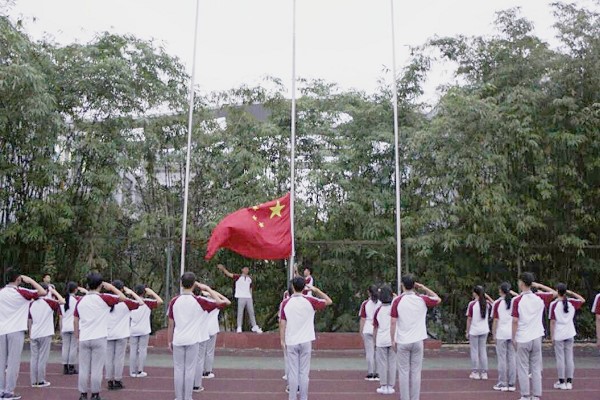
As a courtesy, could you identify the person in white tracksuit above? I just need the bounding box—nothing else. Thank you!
[60,282,88,375]
[359,285,381,381]
[217,264,262,333]
[549,283,585,390]
[491,282,517,392]
[130,284,163,378]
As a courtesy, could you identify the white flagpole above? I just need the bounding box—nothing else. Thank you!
[288,0,297,281]
[180,0,201,285]
[390,0,403,291]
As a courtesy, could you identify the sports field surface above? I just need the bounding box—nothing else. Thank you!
[15,345,600,400]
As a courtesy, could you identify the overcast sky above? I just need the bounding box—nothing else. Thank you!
[8,0,591,98]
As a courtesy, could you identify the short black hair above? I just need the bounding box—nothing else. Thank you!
[291,276,306,293]
[520,272,535,287]
[304,266,313,275]
[5,268,21,284]
[42,273,51,279]
[112,280,124,290]
[133,284,146,296]
[379,285,393,304]
[181,272,196,289]
[401,274,415,290]
[86,272,104,290]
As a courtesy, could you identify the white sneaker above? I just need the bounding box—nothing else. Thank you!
[386,386,395,394]
[193,386,204,392]
[507,385,516,392]
[32,381,51,388]
[469,371,481,380]
[480,372,488,380]
[236,327,242,333]
[136,371,148,378]
[130,373,138,378]
[282,375,287,380]
[517,397,530,400]
[566,382,573,390]
[553,381,567,390]
[493,383,506,391]
[251,325,263,333]
[205,372,215,379]
[376,386,386,394]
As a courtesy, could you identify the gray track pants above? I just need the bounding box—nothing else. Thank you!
[286,341,312,400]
[469,334,488,372]
[517,337,543,398]
[62,332,78,365]
[554,338,574,380]
[78,337,107,394]
[362,333,376,374]
[105,338,127,380]
[376,346,396,387]
[194,340,208,388]
[204,334,217,372]
[30,335,52,384]
[0,331,25,395]
[397,340,424,400]
[495,339,516,386]
[173,343,199,400]
[130,335,150,375]
[237,297,257,329]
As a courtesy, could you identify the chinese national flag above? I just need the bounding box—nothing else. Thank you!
[205,193,292,260]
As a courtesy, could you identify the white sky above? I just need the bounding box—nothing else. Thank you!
[7,0,593,98]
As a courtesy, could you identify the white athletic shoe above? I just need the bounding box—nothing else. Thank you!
[566,382,573,390]
[130,373,138,378]
[507,385,516,392]
[236,327,242,333]
[282,375,287,380]
[492,383,506,391]
[376,386,386,394]
[205,372,215,379]
[192,386,204,393]
[553,381,567,390]
[32,381,51,388]
[251,325,263,333]
[136,371,148,378]
[386,386,395,394]
[469,371,481,380]
[480,372,488,380]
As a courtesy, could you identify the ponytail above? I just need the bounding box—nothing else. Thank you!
[557,283,568,313]
[473,285,487,319]
[368,284,379,303]
[64,281,79,312]
[500,282,512,310]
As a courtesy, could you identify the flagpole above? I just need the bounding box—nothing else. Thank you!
[288,0,297,281]
[180,0,201,286]
[390,0,403,292]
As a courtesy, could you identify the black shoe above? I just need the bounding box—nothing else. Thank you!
[64,365,70,375]
[90,393,102,400]
[365,373,374,381]
[79,393,88,400]
[107,380,114,390]
[202,371,208,377]
[69,364,79,375]
[113,381,124,390]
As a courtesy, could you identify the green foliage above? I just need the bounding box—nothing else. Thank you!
[1,4,599,340]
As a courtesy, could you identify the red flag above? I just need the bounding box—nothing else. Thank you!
[205,193,292,260]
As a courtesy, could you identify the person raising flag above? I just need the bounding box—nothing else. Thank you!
[217,264,262,333]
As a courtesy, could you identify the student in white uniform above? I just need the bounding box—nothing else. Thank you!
[390,275,441,400]
[466,285,491,380]
[0,270,47,400]
[29,284,65,388]
[105,280,143,391]
[294,265,315,296]
[279,286,292,387]
[217,264,262,333]
[42,274,56,298]
[593,292,600,350]
[61,282,88,375]
[280,277,332,400]
[193,287,229,393]
[130,284,163,378]
[373,285,395,395]
[167,272,229,400]
[492,282,516,392]
[359,284,381,381]
[202,288,229,379]
[549,283,585,390]
[74,273,129,400]
[511,273,556,400]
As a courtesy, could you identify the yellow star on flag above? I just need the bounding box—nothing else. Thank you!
[252,215,258,221]
[258,222,265,228]
[269,200,285,219]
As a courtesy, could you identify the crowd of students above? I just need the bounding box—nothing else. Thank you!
[360,272,600,400]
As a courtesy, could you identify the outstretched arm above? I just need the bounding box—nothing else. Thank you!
[532,282,557,297]
[21,275,47,296]
[145,287,164,306]
[217,264,234,279]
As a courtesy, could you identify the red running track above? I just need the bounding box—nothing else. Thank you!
[14,364,600,400]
